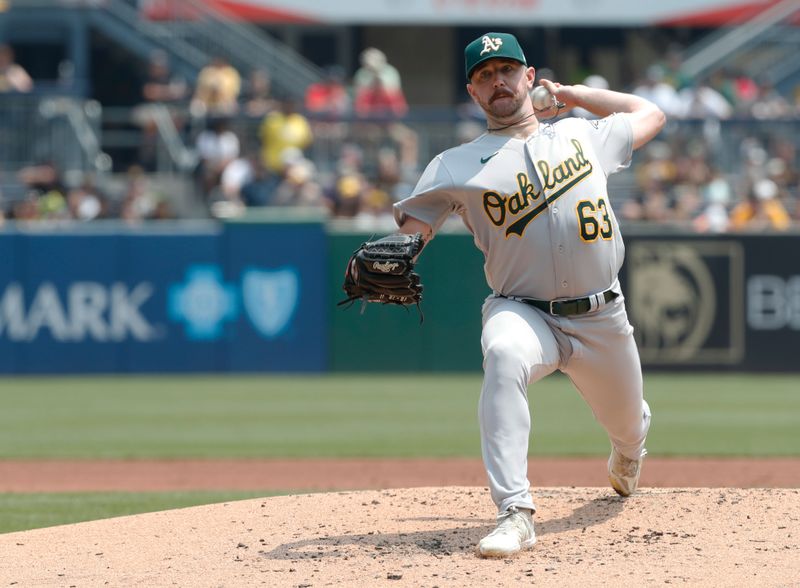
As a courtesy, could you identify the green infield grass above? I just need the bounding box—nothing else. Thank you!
[0,373,797,458]
[0,491,280,535]
[0,373,797,534]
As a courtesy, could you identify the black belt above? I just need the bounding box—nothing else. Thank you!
[504,289,618,316]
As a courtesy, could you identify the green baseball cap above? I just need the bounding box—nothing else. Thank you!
[465,32,527,80]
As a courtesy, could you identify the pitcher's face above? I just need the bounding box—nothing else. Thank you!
[467,59,534,119]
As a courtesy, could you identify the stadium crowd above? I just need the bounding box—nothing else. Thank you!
[1,41,800,232]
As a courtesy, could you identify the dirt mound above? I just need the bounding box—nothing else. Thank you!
[1,486,798,587]
[3,457,800,492]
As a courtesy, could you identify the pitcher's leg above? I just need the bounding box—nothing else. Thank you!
[479,297,560,513]
[563,302,650,461]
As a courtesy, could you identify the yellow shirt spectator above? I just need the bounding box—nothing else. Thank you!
[191,57,241,116]
[730,179,791,231]
[259,105,313,174]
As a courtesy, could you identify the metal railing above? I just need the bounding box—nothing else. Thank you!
[179,0,324,98]
[680,0,800,82]
[39,97,111,173]
[5,0,323,98]
[148,104,199,171]
[92,0,212,80]
[100,0,324,99]
[0,94,109,176]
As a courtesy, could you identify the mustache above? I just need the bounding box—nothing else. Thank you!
[489,89,514,103]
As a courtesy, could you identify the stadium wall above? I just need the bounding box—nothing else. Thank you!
[0,221,797,373]
[0,219,328,374]
[330,230,799,373]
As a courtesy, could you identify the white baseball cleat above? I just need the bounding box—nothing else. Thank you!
[477,506,536,558]
[608,446,646,497]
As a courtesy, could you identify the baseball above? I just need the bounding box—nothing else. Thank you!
[531,85,554,110]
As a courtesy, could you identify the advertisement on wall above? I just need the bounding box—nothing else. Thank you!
[621,234,799,371]
[0,222,327,374]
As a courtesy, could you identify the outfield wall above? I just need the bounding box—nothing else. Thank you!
[331,231,799,373]
[0,220,797,373]
[0,220,328,373]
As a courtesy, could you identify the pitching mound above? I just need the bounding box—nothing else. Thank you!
[1,486,798,586]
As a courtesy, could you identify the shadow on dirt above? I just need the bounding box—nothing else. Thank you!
[263,495,626,559]
[261,523,487,560]
[536,494,625,536]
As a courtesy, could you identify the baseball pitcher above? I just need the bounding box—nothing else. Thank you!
[341,32,665,558]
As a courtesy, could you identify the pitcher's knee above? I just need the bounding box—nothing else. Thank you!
[483,338,537,377]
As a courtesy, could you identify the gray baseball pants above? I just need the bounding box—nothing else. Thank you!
[479,293,651,514]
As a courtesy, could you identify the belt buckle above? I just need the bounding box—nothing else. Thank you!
[549,300,558,315]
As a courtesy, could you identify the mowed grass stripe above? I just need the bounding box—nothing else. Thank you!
[0,491,284,535]
[0,373,797,458]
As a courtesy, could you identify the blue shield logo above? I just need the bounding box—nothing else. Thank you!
[242,267,299,338]
[168,265,237,341]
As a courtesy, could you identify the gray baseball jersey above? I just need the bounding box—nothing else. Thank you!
[394,114,633,301]
[396,113,650,516]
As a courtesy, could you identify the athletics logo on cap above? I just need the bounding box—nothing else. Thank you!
[480,35,503,55]
[465,32,527,80]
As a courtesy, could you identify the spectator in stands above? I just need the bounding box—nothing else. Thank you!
[353,185,394,227]
[0,44,33,93]
[219,152,255,205]
[326,170,367,217]
[763,154,797,207]
[132,50,189,171]
[347,47,419,178]
[740,138,770,185]
[119,165,171,224]
[730,68,760,111]
[671,184,703,224]
[241,68,277,118]
[304,65,350,145]
[207,151,256,218]
[632,65,682,118]
[13,163,67,220]
[635,141,678,194]
[195,117,241,200]
[730,178,791,231]
[693,173,732,233]
[373,146,413,203]
[677,78,733,119]
[17,162,64,195]
[750,78,793,120]
[258,100,313,175]
[674,140,713,188]
[659,45,692,92]
[67,178,108,221]
[305,65,350,119]
[270,156,327,210]
[335,142,366,176]
[639,184,673,223]
[354,76,409,118]
[140,50,188,106]
[353,47,408,118]
[9,193,40,222]
[190,56,241,118]
[239,155,281,207]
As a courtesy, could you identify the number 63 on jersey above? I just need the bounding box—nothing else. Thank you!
[576,198,614,242]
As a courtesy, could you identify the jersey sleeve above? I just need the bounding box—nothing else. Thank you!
[393,154,457,233]
[582,113,633,176]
